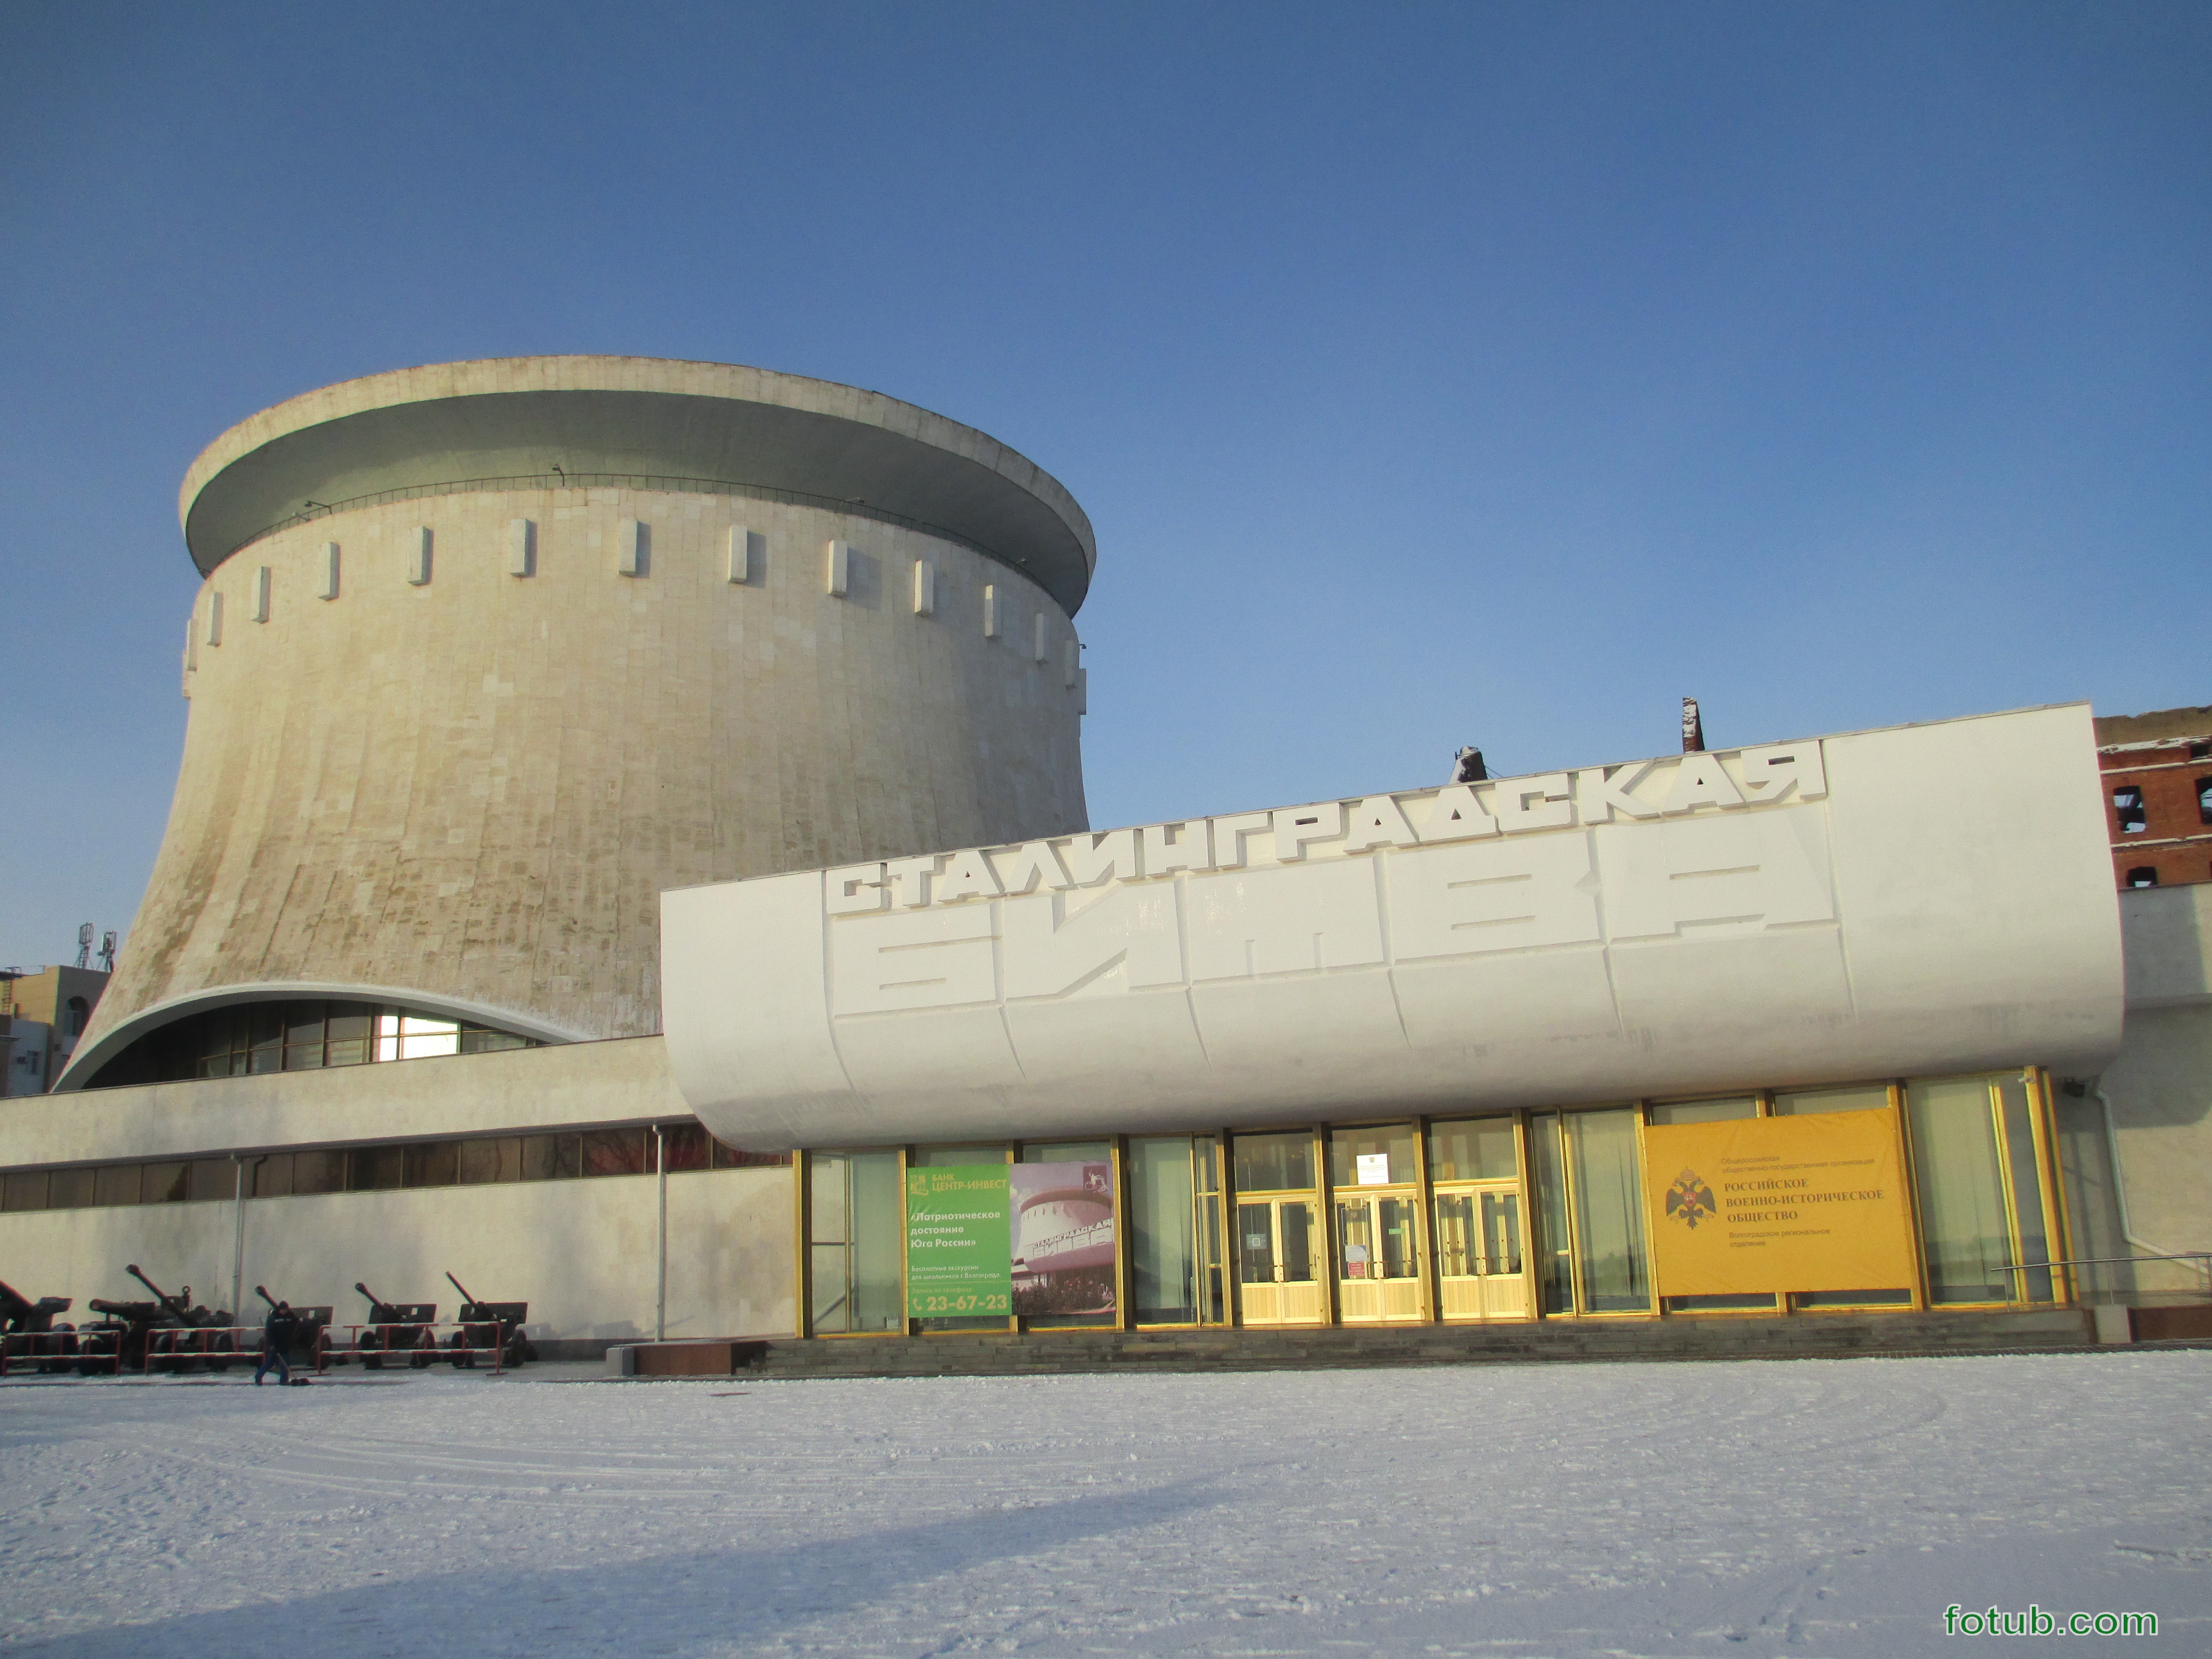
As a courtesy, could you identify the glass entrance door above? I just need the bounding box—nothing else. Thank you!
[1232,1131,1325,1327]
[1237,1197,1324,1325]
[1433,1187,1528,1318]
[1334,1193,1424,1322]
[1426,1117,1530,1321]
[1327,1125,1426,1323]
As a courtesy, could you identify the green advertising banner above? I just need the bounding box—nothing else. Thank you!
[905,1165,1012,1317]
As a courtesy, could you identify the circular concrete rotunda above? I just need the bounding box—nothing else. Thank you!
[65,357,1095,1088]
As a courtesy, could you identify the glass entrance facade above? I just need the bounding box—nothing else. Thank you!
[1233,1131,1325,1326]
[1328,1126,1424,1323]
[791,1068,2076,1338]
[1128,1136,1226,1325]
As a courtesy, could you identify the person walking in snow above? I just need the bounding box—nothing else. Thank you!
[255,1300,297,1386]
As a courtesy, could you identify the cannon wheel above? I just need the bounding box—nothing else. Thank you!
[357,1329,385,1370]
[205,1332,236,1374]
[447,1330,476,1370]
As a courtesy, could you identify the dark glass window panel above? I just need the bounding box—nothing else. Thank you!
[1793,1289,1912,1309]
[325,1005,373,1067]
[2113,786,2147,832]
[144,1163,190,1203]
[582,1129,647,1177]
[248,1008,285,1070]
[190,1159,235,1202]
[2199,777,2212,825]
[521,1134,579,1181]
[1232,1131,1313,1194]
[94,1164,141,1206]
[249,1153,293,1198]
[284,1006,327,1068]
[1564,1108,1650,1313]
[712,1139,790,1168]
[458,1137,522,1184]
[1326,1125,1418,1187]
[1426,1117,1519,1183]
[248,1045,281,1075]
[2,1170,48,1212]
[1527,1112,1574,1315]
[292,1150,344,1194]
[47,1167,95,1209]
[405,1141,458,1188]
[459,1025,530,1054]
[661,1123,711,1172]
[349,1146,404,1191]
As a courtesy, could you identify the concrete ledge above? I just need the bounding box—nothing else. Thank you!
[698,1309,2107,1381]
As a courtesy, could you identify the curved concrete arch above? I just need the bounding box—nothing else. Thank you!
[180,358,1096,613]
[58,980,589,1093]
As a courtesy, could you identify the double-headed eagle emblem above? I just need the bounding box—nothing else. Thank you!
[1664,1168,1718,1229]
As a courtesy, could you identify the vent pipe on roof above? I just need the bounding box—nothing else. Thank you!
[1682,698,1705,753]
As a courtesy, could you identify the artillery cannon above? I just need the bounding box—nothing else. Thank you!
[350,1283,437,1369]
[444,1272,535,1368]
[252,1286,333,1363]
[81,1267,237,1374]
[0,1278,78,1374]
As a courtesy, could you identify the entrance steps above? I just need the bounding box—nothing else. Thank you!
[635,1308,2102,1381]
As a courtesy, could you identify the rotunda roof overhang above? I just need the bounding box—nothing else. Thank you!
[180,357,1097,613]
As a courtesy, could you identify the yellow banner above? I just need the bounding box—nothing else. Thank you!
[1644,1111,1916,1298]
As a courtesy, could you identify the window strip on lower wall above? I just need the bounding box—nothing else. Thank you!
[0,1120,788,1213]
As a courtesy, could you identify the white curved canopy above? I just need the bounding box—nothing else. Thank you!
[662,704,2124,1151]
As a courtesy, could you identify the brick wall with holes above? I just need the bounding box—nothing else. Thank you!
[2100,736,2212,890]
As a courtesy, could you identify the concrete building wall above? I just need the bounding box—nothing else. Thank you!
[1,1034,682,1169]
[68,356,1097,1084]
[0,1164,794,1348]
[2103,883,2212,1293]
[84,484,1086,1063]
[0,1036,797,1344]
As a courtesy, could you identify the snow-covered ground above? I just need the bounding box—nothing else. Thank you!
[2,1351,2207,1657]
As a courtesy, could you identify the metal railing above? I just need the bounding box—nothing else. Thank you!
[1,1319,509,1379]
[1999,1251,2212,1301]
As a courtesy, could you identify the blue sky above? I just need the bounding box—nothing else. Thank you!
[3,2,2207,970]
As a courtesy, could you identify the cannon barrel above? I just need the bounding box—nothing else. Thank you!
[445,1271,477,1306]
[256,1285,280,1310]
[0,1281,70,1335]
[126,1265,192,1322]
[87,1297,162,1318]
